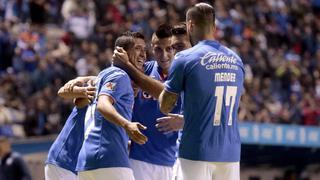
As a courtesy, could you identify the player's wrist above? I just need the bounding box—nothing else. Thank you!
[121,121,131,130]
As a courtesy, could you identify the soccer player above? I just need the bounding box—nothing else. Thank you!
[131,31,147,70]
[156,22,191,133]
[159,3,244,180]
[45,31,147,180]
[127,24,181,180]
[45,79,95,180]
[113,23,191,134]
[76,34,147,180]
[113,24,191,180]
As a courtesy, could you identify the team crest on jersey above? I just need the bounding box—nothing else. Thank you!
[105,82,116,91]
[142,91,152,99]
[142,91,157,100]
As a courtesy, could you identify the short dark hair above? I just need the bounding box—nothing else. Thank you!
[154,24,173,39]
[132,31,145,40]
[114,34,135,51]
[171,22,187,36]
[186,3,215,28]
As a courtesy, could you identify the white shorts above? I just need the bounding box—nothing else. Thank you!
[179,158,240,180]
[172,159,183,180]
[78,167,135,180]
[130,159,173,180]
[45,164,77,180]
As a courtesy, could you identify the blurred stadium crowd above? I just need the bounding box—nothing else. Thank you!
[0,0,320,138]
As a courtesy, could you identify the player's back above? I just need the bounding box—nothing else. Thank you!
[173,40,244,162]
[46,106,87,172]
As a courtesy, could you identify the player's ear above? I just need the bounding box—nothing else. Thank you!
[187,20,193,33]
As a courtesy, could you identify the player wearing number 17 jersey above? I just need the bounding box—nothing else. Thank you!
[159,3,244,180]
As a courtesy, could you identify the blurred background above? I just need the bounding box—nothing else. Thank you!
[0,0,320,179]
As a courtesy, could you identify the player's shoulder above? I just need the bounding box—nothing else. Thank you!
[144,60,157,74]
[144,60,158,69]
[175,46,198,59]
[220,45,242,62]
[172,48,196,65]
[102,66,128,76]
[100,66,130,81]
[174,41,214,62]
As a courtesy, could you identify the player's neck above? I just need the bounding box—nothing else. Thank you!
[201,33,215,42]
[193,33,215,45]
[163,69,169,75]
[159,68,168,80]
[161,70,168,79]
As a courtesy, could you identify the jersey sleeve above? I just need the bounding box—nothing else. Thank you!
[144,60,155,75]
[164,54,185,94]
[99,73,131,103]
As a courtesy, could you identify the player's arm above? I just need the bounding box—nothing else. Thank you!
[57,76,97,98]
[58,76,97,99]
[58,86,96,99]
[159,90,179,114]
[97,95,148,145]
[113,47,164,99]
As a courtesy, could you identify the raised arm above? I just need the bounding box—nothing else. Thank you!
[58,86,96,99]
[58,76,97,108]
[113,47,164,99]
[57,76,97,99]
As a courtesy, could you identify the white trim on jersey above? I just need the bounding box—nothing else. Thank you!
[44,164,77,180]
[179,158,240,180]
[130,159,173,180]
[78,167,135,180]
[84,104,96,140]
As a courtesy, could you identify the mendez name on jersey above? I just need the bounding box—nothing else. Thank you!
[165,40,244,162]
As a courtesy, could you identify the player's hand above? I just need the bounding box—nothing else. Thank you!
[124,122,148,145]
[87,78,96,87]
[72,86,96,100]
[65,79,83,92]
[85,86,96,102]
[113,46,132,69]
[65,77,96,92]
[114,46,130,63]
[156,114,184,133]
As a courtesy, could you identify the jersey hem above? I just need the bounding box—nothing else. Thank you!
[129,156,175,167]
[76,164,130,172]
[45,161,77,174]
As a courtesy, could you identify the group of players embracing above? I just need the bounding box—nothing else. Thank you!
[45,3,244,180]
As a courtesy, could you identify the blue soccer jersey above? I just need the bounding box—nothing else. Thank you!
[165,40,244,162]
[129,61,181,167]
[76,66,134,171]
[46,106,87,173]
